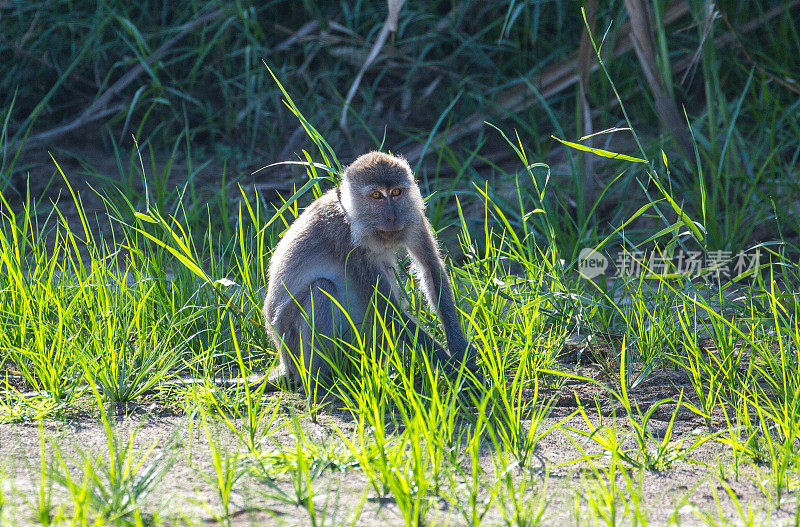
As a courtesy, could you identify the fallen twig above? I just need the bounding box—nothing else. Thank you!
[402,1,691,164]
[402,0,790,167]
[6,8,226,152]
[718,2,800,95]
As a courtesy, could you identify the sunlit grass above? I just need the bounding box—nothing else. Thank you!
[1,139,799,522]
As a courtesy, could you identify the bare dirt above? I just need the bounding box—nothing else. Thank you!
[1,369,797,526]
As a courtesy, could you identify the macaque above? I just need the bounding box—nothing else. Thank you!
[263,152,481,396]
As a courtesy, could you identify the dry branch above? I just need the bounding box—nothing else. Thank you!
[339,0,406,131]
[622,0,695,160]
[579,0,599,210]
[403,1,795,167]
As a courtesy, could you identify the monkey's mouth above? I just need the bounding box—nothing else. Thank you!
[376,228,403,241]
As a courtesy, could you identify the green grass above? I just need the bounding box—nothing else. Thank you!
[2,1,800,524]
[2,118,800,522]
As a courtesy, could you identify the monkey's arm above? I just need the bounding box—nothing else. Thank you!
[407,224,478,369]
[397,310,454,368]
[347,250,455,370]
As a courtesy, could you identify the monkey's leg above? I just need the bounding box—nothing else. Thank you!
[298,278,343,401]
[263,329,300,392]
[266,300,304,391]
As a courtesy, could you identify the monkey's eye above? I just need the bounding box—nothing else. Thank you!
[390,187,403,197]
[370,190,384,200]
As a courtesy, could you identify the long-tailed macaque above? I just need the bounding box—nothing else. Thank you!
[263,151,481,396]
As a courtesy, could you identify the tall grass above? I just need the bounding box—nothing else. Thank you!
[1,1,800,523]
[2,123,799,521]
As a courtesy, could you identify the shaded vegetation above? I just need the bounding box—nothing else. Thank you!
[2,1,799,253]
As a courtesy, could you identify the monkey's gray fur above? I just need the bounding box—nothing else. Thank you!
[263,151,479,397]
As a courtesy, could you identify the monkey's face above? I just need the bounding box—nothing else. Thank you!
[340,151,425,250]
[342,181,420,251]
[364,184,411,241]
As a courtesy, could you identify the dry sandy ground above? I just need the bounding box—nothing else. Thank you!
[1,381,798,526]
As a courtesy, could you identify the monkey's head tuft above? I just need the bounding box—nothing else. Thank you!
[343,151,413,186]
[339,152,424,252]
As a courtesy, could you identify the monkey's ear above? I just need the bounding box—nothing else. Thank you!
[341,160,356,178]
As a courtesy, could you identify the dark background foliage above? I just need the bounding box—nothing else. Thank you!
[1,0,799,255]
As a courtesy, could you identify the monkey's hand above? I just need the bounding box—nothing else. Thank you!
[447,340,485,389]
